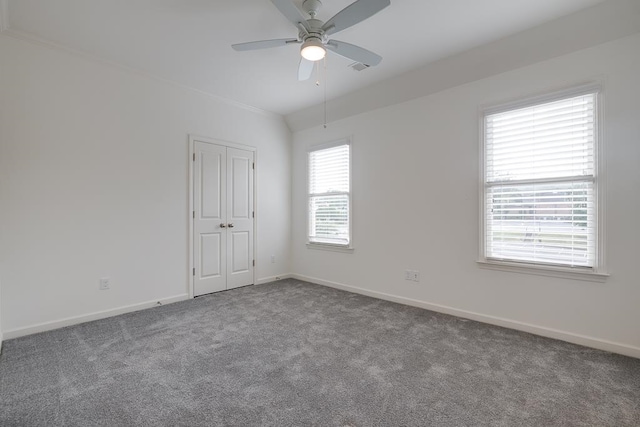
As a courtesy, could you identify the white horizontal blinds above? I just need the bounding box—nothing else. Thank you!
[485,93,596,268]
[309,144,350,245]
[486,94,595,182]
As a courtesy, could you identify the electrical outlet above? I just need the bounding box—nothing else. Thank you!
[99,278,110,290]
[404,270,420,282]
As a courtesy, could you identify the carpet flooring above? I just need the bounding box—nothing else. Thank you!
[1,279,639,426]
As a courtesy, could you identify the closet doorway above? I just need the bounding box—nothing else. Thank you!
[189,135,255,297]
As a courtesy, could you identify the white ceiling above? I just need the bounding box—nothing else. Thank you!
[4,0,607,116]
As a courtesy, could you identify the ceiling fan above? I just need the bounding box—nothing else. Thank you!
[232,0,390,81]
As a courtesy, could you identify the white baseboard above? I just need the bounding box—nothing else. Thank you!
[255,274,292,285]
[291,274,640,359]
[3,294,189,340]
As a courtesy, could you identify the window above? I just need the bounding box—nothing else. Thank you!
[308,140,351,248]
[481,86,605,276]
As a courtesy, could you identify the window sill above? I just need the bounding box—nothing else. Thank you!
[306,243,354,254]
[476,259,609,282]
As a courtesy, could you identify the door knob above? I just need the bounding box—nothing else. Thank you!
[220,223,227,228]
[227,223,234,228]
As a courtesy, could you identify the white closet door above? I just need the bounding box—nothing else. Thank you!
[194,142,227,296]
[226,147,254,290]
[193,141,254,296]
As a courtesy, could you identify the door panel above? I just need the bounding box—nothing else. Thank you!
[194,142,227,296]
[201,152,221,218]
[231,231,250,273]
[200,234,221,277]
[231,157,250,218]
[226,148,254,290]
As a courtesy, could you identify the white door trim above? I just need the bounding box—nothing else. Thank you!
[188,134,257,298]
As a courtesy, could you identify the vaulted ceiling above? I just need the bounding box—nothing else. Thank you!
[1,0,611,117]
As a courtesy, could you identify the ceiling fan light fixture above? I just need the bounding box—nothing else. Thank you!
[301,38,326,61]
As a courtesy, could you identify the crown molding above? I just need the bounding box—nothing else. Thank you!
[0,0,9,32]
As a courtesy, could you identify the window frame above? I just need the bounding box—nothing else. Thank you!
[478,83,608,281]
[306,138,354,253]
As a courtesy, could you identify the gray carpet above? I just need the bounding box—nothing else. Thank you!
[1,279,639,426]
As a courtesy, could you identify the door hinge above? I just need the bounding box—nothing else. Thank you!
[193,211,195,219]
[252,260,255,267]
[252,162,255,170]
[252,211,254,218]
[193,153,195,161]
[192,268,195,276]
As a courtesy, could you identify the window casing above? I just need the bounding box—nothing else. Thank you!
[308,140,351,248]
[480,84,606,278]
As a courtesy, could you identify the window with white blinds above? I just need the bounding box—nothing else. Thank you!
[483,90,599,269]
[308,142,350,246]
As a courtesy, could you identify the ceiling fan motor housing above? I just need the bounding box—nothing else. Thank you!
[299,19,326,42]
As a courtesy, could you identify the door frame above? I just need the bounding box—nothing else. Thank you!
[188,134,257,298]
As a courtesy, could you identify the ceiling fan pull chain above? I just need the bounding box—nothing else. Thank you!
[323,56,328,129]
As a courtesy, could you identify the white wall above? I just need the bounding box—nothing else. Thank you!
[291,33,640,357]
[0,34,291,336]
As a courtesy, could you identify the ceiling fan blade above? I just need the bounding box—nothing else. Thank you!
[322,0,390,36]
[326,40,382,66]
[232,38,299,51]
[298,58,314,81]
[271,0,311,32]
